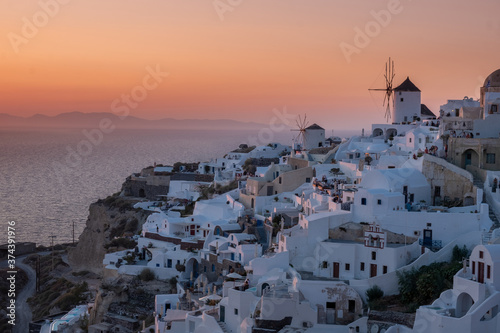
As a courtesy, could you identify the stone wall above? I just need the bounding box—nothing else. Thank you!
[422,154,476,206]
[143,232,204,251]
[200,253,243,282]
[123,176,170,200]
[447,137,500,171]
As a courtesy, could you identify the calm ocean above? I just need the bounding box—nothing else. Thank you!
[0,128,294,246]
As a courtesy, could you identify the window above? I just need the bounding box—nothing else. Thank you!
[345,263,350,271]
[488,265,491,279]
[326,302,336,309]
[177,260,180,265]
[156,263,160,267]
[371,252,376,260]
[409,138,412,143]
[400,98,404,102]
[419,138,422,144]
[279,177,282,184]
[212,264,215,272]
[492,104,498,113]
[480,251,484,259]
[360,262,365,271]
[434,186,441,197]
[234,308,238,315]
[204,266,207,273]
[383,266,388,274]
[167,259,172,268]
[348,300,356,313]
[361,198,367,205]
[487,154,496,164]
[377,199,382,205]
[322,261,328,269]
[472,261,476,274]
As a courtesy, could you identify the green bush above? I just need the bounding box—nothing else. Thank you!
[139,268,156,281]
[452,245,469,262]
[366,285,385,310]
[397,261,461,307]
[366,285,384,303]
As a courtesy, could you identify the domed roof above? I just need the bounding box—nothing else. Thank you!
[484,69,500,88]
[366,143,389,153]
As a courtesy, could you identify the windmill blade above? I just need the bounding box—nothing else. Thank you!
[300,131,307,150]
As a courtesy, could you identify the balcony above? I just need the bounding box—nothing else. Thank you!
[419,238,442,251]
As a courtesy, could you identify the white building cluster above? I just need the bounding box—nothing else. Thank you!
[93,69,500,333]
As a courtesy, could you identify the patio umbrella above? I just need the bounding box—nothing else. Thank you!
[226,272,243,279]
[199,294,222,302]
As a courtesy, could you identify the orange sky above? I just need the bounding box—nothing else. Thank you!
[1,0,500,131]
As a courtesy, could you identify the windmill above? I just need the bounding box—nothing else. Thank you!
[369,57,396,122]
[291,114,309,151]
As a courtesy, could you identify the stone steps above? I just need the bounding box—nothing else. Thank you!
[474,175,500,230]
[217,320,230,333]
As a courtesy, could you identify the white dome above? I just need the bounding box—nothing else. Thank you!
[366,143,389,153]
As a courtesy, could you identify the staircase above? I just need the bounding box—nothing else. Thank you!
[482,230,492,244]
[217,320,230,333]
[473,175,500,230]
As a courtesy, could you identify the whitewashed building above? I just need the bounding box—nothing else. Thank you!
[388,244,500,333]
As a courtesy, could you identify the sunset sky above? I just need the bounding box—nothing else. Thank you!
[1,0,500,131]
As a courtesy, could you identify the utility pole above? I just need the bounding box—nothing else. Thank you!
[36,255,40,293]
[49,235,56,271]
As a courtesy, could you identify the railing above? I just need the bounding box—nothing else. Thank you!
[419,238,442,250]
[341,202,352,211]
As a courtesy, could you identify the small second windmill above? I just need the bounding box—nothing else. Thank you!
[291,114,309,151]
[369,57,396,122]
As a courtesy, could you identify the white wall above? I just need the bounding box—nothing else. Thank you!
[394,90,421,123]
[313,240,421,280]
[473,114,500,138]
[352,205,491,246]
[349,230,483,301]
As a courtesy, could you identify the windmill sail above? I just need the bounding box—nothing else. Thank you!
[291,114,309,151]
[369,57,395,122]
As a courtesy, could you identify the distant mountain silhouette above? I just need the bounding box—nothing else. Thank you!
[0,112,272,130]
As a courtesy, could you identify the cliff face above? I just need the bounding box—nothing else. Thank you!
[68,196,149,275]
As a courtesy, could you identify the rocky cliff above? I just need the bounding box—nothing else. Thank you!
[68,193,150,275]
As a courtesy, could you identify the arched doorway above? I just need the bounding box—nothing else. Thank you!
[464,196,474,206]
[461,149,479,169]
[183,258,200,280]
[386,128,397,141]
[456,292,474,318]
[373,128,383,137]
[261,283,270,295]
